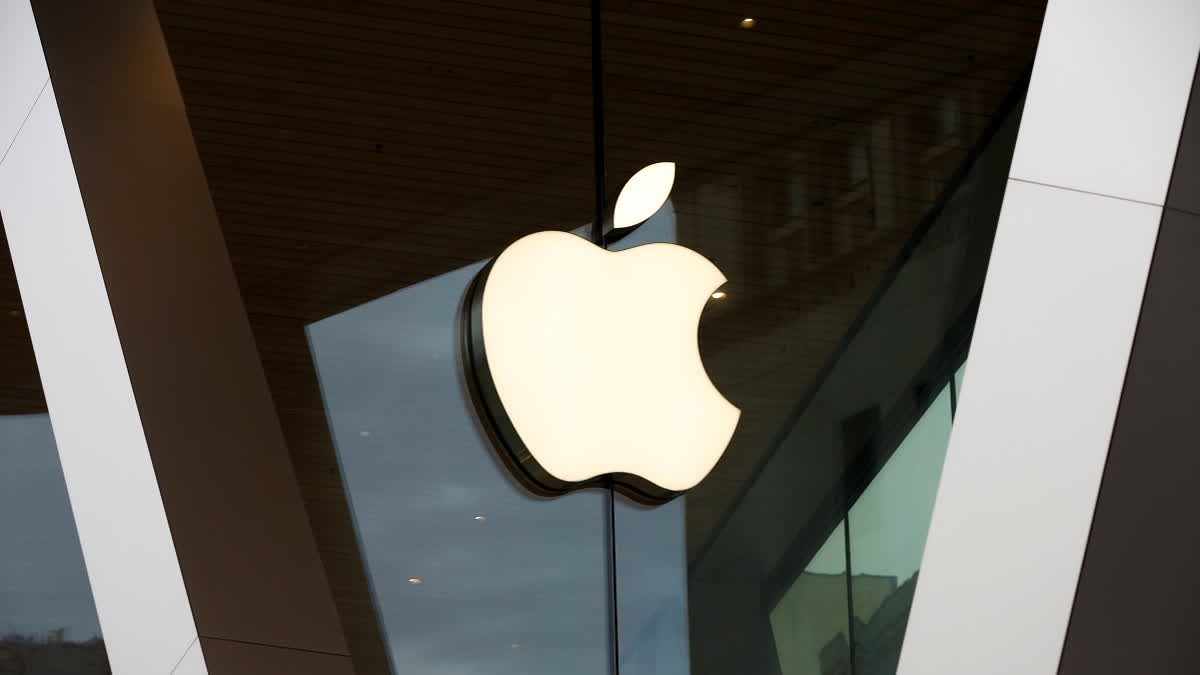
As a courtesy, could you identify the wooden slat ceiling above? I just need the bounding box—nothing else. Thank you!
[0,1,1046,673]
[0,228,43,416]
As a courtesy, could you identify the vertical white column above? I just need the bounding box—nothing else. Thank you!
[3,1,355,673]
[0,4,202,675]
[0,0,45,154]
[898,1,1200,674]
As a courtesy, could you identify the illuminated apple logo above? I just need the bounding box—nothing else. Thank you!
[462,163,740,504]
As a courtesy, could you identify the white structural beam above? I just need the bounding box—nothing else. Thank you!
[0,1,353,673]
[0,1,46,156]
[898,1,1200,674]
[0,4,202,674]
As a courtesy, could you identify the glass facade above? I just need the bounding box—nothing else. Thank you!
[164,2,1045,674]
[10,2,1200,674]
[0,226,109,673]
[599,6,1035,675]
[725,86,1025,675]
[307,258,612,675]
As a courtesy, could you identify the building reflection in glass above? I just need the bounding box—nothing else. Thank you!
[308,207,679,674]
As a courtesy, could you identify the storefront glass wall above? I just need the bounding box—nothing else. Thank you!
[0,3,1051,675]
[599,5,1037,675]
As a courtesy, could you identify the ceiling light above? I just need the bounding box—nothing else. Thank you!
[359,431,370,437]
[474,515,486,522]
[740,17,756,29]
[711,291,726,299]
[408,578,422,584]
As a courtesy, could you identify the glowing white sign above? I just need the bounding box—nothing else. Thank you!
[463,163,739,503]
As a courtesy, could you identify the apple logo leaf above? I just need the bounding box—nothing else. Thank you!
[612,162,675,229]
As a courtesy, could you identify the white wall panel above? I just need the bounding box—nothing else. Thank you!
[897,180,1161,675]
[0,84,204,675]
[0,0,48,154]
[1009,0,1200,205]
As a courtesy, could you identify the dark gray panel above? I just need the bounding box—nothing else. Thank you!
[1057,208,1200,674]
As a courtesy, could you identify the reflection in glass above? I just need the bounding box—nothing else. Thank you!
[765,379,959,675]
[600,2,1044,673]
[165,0,1050,671]
[847,386,953,673]
[769,522,850,675]
[849,386,953,583]
[614,498,689,675]
[308,261,610,675]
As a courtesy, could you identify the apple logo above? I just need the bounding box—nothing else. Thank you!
[462,162,740,505]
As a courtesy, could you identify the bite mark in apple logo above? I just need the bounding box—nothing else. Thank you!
[462,162,740,505]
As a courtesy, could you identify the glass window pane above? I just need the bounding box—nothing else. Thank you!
[769,521,851,675]
[153,2,1050,673]
[600,4,1046,674]
[849,386,953,584]
[848,385,953,671]
[614,498,690,675]
[308,258,610,675]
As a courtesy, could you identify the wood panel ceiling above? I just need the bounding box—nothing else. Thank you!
[0,1,1047,673]
[0,228,42,416]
